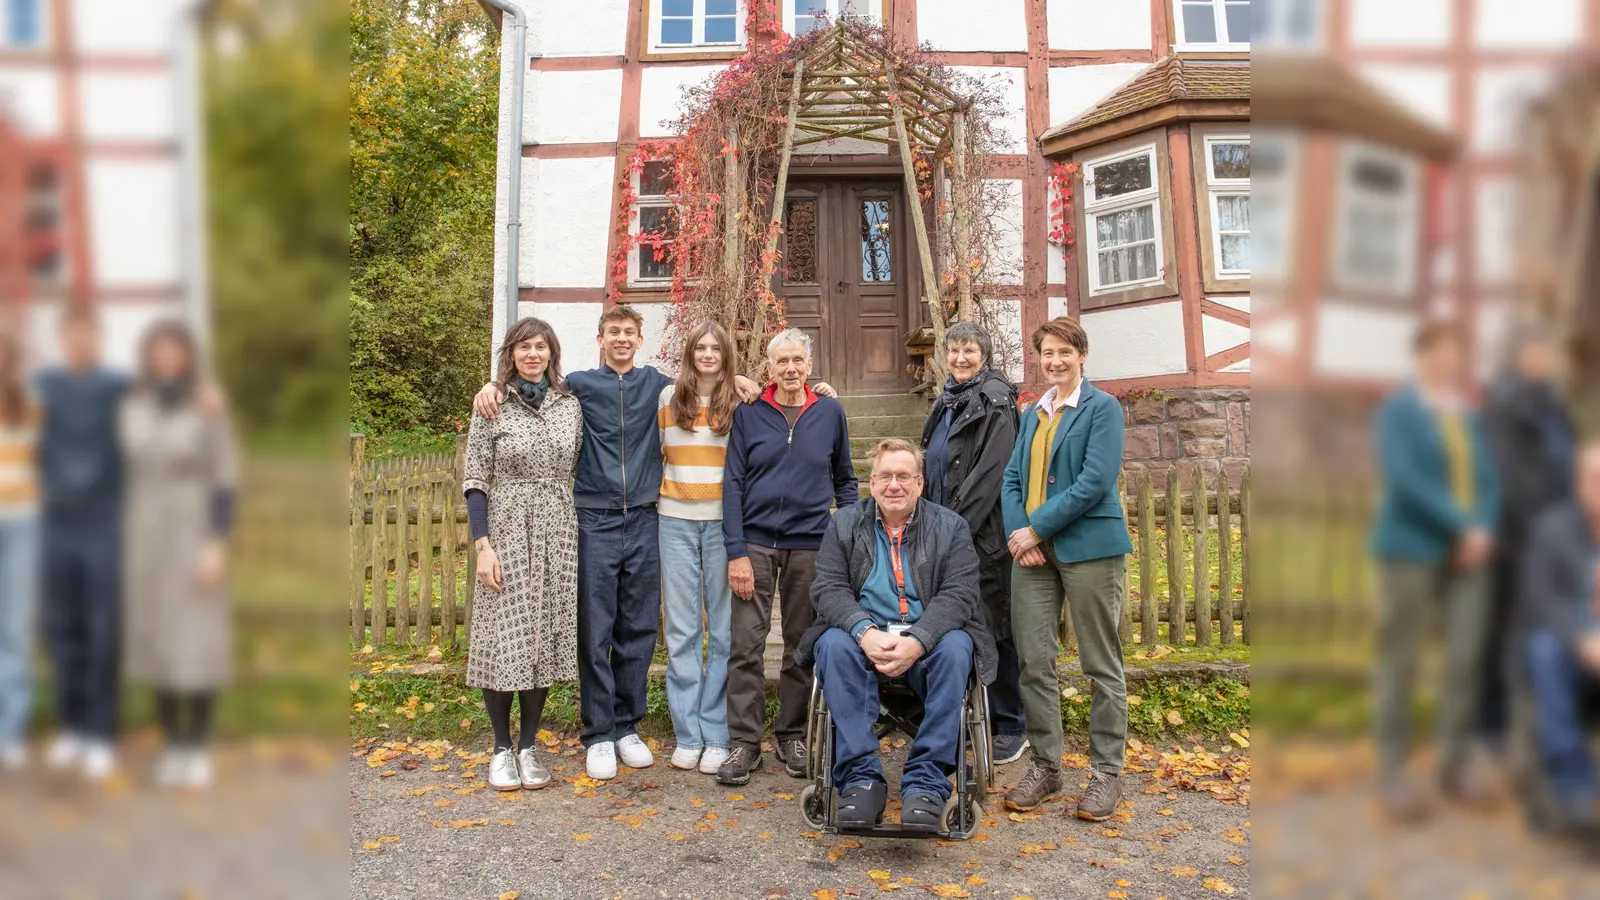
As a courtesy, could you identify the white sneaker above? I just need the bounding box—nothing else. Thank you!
[45,733,81,771]
[0,744,26,772]
[184,750,214,789]
[489,748,521,791]
[617,734,654,769]
[81,742,116,783]
[698,746,731,775]
[154,748,187,787]
[586,741,617,780]
[670,746,702,771]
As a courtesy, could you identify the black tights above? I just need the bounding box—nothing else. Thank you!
[156,691,216,747]
[482,687,550,752]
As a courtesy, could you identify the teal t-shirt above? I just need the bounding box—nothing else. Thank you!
[857,519,923,627]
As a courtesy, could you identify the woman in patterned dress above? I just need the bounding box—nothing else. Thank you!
[462,317,582,791]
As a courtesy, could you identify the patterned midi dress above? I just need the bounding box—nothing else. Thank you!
[462,388,582,691]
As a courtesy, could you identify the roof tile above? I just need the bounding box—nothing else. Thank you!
[1043,57,1249,140]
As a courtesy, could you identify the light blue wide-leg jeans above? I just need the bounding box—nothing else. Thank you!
[0,515,39,748]
[659,515,731,751]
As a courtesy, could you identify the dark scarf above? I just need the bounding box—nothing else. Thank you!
[934,366,986,416]
[511,375,549,410]
[150,379,190,411]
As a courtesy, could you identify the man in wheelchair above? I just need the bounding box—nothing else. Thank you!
[1519,440,1600,837]
[795,438,997,831]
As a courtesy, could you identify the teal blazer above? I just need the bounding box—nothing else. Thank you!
[1001,379,1133,564]
[1371,384,1500,562]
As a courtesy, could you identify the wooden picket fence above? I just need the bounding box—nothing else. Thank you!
[347,434,1250,648]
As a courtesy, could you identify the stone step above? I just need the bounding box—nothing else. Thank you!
[850,435,924,457]
[835,393,931,418]
[844,414,928,439]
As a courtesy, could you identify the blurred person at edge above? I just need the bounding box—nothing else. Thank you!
[1520,439,1600,839]
[0,330,40,770]
[1480,325,1576,755]
[34,308,131,782]
[1371,319,1501,823]
[120,320,238,789]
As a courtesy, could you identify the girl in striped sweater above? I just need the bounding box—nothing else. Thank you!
[657,321,741,775]
[0,332,38,770]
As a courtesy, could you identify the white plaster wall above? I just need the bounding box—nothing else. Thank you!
[73,0,189,55]
[918,0,1027,51]
[86,159,180,287]
[1208,296,1249,314]
[984,179,1024,285]
[491,26,522,357]
[527,0,629,57]
[982,297,1025,382]
[97,300,182,372]
[526,69,623,145]
[1202,313,1248,356]
[950,66,1027,155]
[528,156,614,288]
[0,69,60,136]
[1252,313,1297,358]
[1475,297,1510,382]
[1357,64,1453,131]
[1046,0,1150,51]
[639,65,727,137]
[1473,67,1554,155]
[1474,176,1516,286]
[1475,0,1582,50]
[1047,242,1067,285]
[633,302,675,368]
[1313,302,1414,380]
[1047,296,1069,320]
[80,72,176,142]
[1046,64,1149,129]
[525,301,604,372]
[1348,0,1451,48]
[1080,301,1187,381]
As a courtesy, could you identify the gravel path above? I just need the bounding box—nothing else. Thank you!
[350,738,1251,900]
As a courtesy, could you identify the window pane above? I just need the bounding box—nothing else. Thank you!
[1351,158,1403,194]
[706,0,738,14]
[639,205,677,237]
[640,161,674,196]
[1210,142,1250,180]
[860,199,893,282]
[1345,207,1401,283]
[704,15,737,42]
[798,0,828,13]
[1216,194,1250,232]
[1220,234,1248,272]
[1095,204,1155,248]
[1223,1,1251,42]
[1098,242,1158,287]
[1182,2,1218,42]
[1091,153,1152,199]
[637,244,674,280]
[796,15,820,33]
[8,0,39,44]
[662,0,693,15]
[660,17,693,44]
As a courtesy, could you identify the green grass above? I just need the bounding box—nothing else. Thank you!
[361,428,461,459]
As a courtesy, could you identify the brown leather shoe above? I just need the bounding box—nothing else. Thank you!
[1003,762,1063,811]
[1075,771,1122,821]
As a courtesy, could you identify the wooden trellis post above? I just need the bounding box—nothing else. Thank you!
[751,59,806,376]
[722,123,744,346]
[888,70,949,383]
[951,109,974,321]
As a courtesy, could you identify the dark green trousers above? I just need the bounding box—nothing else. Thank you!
[1011,547,1127,775]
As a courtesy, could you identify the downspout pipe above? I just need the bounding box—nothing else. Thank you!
[481,0,528,340]
[174,0,213,355]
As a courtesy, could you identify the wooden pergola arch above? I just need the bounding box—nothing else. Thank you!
[731,19,980,377]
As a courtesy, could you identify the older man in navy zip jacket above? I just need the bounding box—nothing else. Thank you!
[718,329,857,786]
[1371,319,1500,822]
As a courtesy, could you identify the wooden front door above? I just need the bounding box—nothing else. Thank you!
[774,180,914,394]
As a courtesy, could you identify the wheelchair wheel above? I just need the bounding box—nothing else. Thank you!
[799,784,826,829]
[968,684,993,795]
[941,794,981,839]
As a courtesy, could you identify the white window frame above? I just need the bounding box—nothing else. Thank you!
[1083,144,1166,296]
[1,0,48,50]
[628,162,677,289]
[1246,130,1298,281]
[783,0,880,37]
[1172,0,1250,52]
[1201,134,1250,280]
[1334,141,1420,296]
[1253,0,1323,50]
[648,0,747,54]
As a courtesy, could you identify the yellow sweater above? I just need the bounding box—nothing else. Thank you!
[1025,404,1063,518]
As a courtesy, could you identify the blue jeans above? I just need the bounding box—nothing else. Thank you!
[659,516,731,751]
[42,509,121,741]
[814,627,974,802]
[1526,630,1598,806]
[0,516,39,747]
[576,506,661,747]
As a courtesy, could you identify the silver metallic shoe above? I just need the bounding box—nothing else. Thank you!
[517,748,551,789]
[488,748,521,791]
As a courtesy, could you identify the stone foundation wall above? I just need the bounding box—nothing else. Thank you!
[1120,387,1250,486]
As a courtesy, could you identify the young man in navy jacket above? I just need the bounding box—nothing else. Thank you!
[718,329,857,785]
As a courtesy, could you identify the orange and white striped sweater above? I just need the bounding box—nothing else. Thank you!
[0,410,38,519]
[657,385,728,521]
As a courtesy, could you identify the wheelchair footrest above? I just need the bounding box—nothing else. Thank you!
[826,823,968,841]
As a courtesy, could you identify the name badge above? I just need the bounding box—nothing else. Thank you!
[887,622,912,637]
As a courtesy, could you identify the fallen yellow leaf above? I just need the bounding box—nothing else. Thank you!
[499,819,515,826]
[449,819,487,828]
[1227,855,1244,866]
[814,891,838,900]
[432,799,453,808]
[867,870,891,881]
[1203,877,1236,895]
[361,841,380,850]
[1169,866,1200,877]
[499,892,520,900]
[727,794,745,801]
[965,876,987,886]
[758,832,773,839]
[666,833,685,841]
[572,833,593,841]
[926,885,970,899]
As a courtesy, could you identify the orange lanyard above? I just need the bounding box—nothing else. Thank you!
[886,524,909,620]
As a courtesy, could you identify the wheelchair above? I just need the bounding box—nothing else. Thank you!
[798,668,996,839]
[1504,637,1600,837]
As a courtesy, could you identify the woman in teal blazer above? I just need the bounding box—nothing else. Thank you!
[997,316,1132,824]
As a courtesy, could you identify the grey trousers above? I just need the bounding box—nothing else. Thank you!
[726,545,816,750]
[1011,547,1127,775]
[1374,560,1491,777]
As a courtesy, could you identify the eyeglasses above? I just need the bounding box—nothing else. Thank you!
[870,473,923,486]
